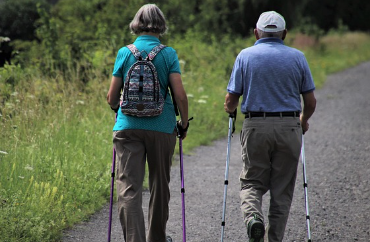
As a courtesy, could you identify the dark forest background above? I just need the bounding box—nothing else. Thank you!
[1,0,370,68]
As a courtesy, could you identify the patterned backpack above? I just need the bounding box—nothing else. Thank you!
[120,44,166,117]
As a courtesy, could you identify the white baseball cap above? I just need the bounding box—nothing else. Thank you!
[256,11,286,32]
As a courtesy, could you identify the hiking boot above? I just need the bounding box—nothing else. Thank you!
[247,215,265,242]
[166,235,173,242]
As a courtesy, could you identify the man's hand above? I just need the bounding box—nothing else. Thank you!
[301,91,316,134]
[224,102,235,114]
[224,93,239,114]
[300,116,309,134]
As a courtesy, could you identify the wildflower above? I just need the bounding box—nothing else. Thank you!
[187,94,194,98]
[200,95,209,99]
[5,103,14,108]
[24,165,34,171]
[0,151,8,155]
[179,60,186,70]
[197,99,207,104]
[76,100,85,105]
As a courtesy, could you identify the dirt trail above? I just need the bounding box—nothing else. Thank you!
[63,61,370,242]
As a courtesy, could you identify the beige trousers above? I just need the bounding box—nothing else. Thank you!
[113,129,176,242]
[239,117,302,242]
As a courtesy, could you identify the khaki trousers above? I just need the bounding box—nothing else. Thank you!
[113,129,176,242]
[239,117,302,242]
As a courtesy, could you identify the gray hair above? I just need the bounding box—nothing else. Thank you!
[129,4,168,35]
[257,29,285,39]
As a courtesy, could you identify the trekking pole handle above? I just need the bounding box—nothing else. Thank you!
[177,117,194,138]
[228,109,237,134]
[228,109,237,118]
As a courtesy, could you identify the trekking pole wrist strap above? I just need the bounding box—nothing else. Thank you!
[177,117,193,137]
[182,122,189,132]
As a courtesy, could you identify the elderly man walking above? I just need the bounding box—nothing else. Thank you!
[224,11,316,242]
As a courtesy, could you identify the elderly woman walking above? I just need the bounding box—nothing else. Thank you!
[107,4,189,242]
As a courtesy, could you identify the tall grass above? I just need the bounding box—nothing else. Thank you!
[286,31,370,88]
[0,70,113,241]
[1,31,370,241]
[169,33,252,152]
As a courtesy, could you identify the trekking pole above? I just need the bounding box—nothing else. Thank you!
[177,117,193,242]
[221,110,237,242]
[301,135,312,242]
[108,114,117,242]
[179,137,186,242]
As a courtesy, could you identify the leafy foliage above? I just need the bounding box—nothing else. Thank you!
[0,0,49,40]
[301,0,370,32]
[4,0,370,74]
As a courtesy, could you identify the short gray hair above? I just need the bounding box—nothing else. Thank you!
[129,4,168,35]
[257,29,284,39]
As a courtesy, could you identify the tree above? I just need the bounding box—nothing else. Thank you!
[0,0,49,40]
[301,0,370,32]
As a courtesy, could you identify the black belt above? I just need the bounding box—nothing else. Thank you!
[245,112,300,118]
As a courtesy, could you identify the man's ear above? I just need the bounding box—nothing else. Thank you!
[282,29,287,40]
[254,29,260,40]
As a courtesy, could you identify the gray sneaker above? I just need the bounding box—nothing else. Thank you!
[247,215,265,242]
[166,235,173,242]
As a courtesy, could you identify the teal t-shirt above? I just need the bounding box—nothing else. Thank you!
[112,35,181,134]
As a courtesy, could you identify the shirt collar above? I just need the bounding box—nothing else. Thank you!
[254,37,284,46]
[135,35,161,43]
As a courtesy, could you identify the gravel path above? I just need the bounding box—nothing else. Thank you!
[63,61,370,242]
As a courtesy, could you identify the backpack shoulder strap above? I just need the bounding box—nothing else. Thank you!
[127,44,141,60]
[147,44,166,61]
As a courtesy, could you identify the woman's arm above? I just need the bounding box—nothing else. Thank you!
[107,76,123,110]
[169,73,189,136]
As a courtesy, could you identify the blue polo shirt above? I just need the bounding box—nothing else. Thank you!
[227,38,315,113]
[112,35,181,133]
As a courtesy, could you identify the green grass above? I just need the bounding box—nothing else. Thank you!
[0,77,113,241]
[1,31,370,241]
